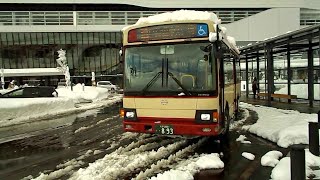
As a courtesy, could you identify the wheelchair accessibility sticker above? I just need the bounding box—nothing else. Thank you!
[196,24,208,37]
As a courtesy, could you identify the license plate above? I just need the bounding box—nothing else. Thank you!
[155,125,174,135]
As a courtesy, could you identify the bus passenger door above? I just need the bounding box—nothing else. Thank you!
[223,58,235,117]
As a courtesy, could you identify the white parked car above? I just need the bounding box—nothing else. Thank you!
[97,81,119,91]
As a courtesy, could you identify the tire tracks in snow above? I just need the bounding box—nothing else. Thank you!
[68,136,189,180]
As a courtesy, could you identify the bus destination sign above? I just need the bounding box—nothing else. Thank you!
[128,23,209,43]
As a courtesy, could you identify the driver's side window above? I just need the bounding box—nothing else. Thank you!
[4,89,24,97]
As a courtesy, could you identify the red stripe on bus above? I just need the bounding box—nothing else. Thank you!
[124,96,218,98]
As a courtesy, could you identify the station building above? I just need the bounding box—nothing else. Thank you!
[0,0,319,86]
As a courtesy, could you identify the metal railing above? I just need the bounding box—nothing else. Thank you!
[300,8,320,26]
[1,9,320,26]
[0,10,264,26]
[0,11,74,26]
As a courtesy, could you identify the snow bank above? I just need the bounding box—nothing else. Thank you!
[271,149,320,180]
[149,153,224,180]
[270,157,290,180]
[56,84,110,103]
[0,84,120,127]
[0,97,74,124]
[240,102,318,148]
[0,89,11,94]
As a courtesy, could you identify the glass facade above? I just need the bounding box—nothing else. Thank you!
[0,32,122,76]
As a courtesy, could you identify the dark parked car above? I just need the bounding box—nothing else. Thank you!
[0,86,58,98]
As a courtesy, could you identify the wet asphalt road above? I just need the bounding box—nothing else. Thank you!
[0,103,288,180]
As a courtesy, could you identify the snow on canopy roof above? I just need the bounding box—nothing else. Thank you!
[2,68,64,77]
[122,10,220,31]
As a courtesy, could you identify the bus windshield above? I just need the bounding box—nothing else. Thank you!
[124,42,217,96]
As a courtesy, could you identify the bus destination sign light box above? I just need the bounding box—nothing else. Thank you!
[128,23,209,43]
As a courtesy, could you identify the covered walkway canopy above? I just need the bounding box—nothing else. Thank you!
[240,24,320,107]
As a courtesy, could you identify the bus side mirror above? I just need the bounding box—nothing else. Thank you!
[203,54,209,61]
[119,48,123,63]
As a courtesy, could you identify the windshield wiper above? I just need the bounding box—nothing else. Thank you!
[141,72,162,95]
[168,72,192,96]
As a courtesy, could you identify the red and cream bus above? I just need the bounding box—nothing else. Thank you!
[121,11,240,137]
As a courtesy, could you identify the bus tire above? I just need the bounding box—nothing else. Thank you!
[219,105,230,144]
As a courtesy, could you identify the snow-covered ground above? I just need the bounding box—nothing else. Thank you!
[241,102,318,148]
[240,102,320,179]
[15,99,319,180]
[0,84,122,127]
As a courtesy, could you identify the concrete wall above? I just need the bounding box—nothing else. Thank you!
[224,8,300,42]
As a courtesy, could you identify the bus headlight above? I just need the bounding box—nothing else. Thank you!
[126,111,135,118]
[201,114,211,121]
[195,110,218,124]
[123,109,137,121]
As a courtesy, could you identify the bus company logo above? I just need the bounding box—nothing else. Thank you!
[160,99,168,105]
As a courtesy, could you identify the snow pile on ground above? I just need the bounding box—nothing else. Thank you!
[56,84,110,103]
[236,135,251,144]
[242,152,255,161]
[149,153,223,180]
[0,85,121,127]
[261,151,283,167]
[271,149,320,180]
[270,157,290,180]
[0,89,11,94]
[276,84,320,100]
[0,97,75,125]
[240,102,318,148]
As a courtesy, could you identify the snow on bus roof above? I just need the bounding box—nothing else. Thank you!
[122,10,220,31]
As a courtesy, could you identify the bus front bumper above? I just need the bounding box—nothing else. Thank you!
[123,121,221,136]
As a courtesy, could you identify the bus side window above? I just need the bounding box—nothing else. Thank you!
[224,60,234,85]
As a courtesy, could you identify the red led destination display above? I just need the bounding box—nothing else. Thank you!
[128,23,209,43]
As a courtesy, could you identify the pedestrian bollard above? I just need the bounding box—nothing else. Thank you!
[309,121,319,156]
[290,144,305,180]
